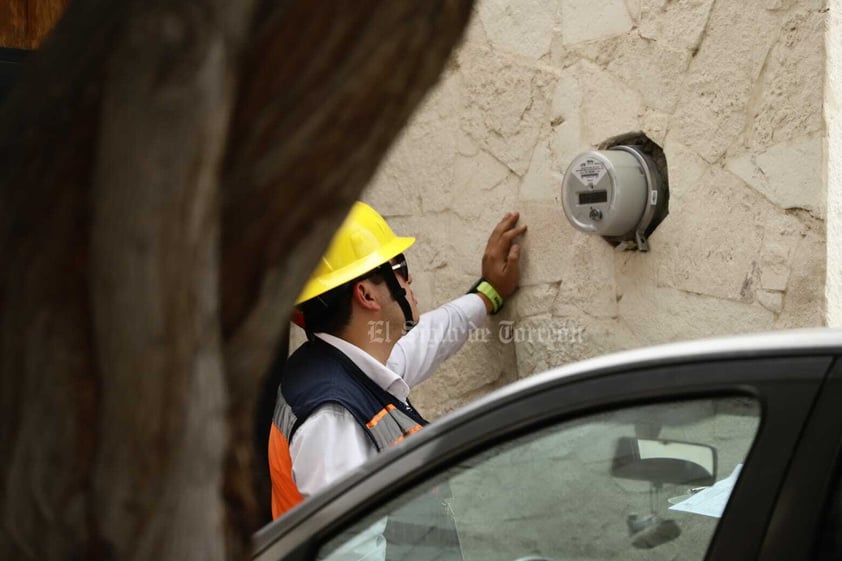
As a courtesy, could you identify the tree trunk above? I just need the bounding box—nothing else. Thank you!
[0,1,474,560]
[0,0,69,49]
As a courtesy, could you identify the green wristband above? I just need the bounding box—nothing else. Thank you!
[475,280,503,314]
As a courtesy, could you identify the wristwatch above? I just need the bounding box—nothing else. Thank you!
[467,278,503,314]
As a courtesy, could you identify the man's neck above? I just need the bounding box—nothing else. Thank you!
[336,321,398,366]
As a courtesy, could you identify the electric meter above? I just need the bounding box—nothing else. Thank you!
[561,145,668,251]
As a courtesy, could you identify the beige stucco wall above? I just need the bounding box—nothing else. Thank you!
[829,0,842,325]
[356,0,828,417]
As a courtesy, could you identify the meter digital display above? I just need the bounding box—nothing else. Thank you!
[579,190,608,205]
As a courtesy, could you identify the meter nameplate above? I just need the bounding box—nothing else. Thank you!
[572,158,607,187]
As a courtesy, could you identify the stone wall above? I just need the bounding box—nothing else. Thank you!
[356,0,829,418]
[829,0,842,326]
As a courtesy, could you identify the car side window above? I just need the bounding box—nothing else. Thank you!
[316,397,760,561]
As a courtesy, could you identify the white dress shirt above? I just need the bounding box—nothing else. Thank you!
[288,294,488,499]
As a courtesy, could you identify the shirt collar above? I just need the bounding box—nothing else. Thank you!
[314,333,411,401]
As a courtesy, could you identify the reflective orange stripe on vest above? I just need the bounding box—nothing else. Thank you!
[269,403,423,520]
[269,424,303,519]
[366,405,423,448]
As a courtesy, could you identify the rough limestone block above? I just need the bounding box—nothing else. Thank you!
[432,269,482,309]
[549,67,586,176]
[576,60,645,146]
[749,10,825,149]
[454,144,514,208]
[617,280,775,345]
[514,315,640,377]
[640,108,671,146]
[441,202,524,278]
[653,168,772,301]
[553,235,618,319]
[383,212,454,277]
[521,133,563,204]
[763,0,823,11]
[457,2,494,60]
[756,290,784,314]
[663,139,711,204]
[625,0,642,22]
[615,242,661,289]
[756,211,802,293]
[760,264,790,293]
[457,128,480,158]
[726,135,825,218]
[561,33,625,69]
[447,131,521,224]
[670,1,779,162]
[510,283,561,319]
[638,0,716,51]
[517,202,579,286]
[561,0,633,44]
[477,0,559,59]
[776,225,827,328]
[606,34,692,113]
[459,45,559,176]
[366,74,461,216]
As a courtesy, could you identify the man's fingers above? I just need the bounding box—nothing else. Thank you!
[488,213,524,252]
[488,225,527,261]
[481,212,526,300]
[500,224,528,243]
[508,243,521,264]
[489,211,520,243]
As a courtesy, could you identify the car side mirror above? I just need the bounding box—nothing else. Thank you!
[611,437,717,486]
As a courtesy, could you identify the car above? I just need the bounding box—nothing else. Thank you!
[252,328,842,561]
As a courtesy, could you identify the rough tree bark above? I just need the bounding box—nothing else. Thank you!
[0,1,474,560]
[0,0,69,49]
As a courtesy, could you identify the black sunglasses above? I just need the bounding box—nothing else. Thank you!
[390,253,409,282]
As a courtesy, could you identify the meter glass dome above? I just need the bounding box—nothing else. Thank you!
[561,143,669,251]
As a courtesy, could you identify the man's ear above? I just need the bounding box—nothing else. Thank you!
[352,280,382,311]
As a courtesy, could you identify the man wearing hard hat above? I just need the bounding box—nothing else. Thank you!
[269,201,526,520]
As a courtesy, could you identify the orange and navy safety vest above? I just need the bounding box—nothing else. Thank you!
[268,338,428,519]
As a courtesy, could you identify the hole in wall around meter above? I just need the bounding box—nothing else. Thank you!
[561,132,670,252]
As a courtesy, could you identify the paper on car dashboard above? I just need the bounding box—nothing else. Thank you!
[668,464,743,519]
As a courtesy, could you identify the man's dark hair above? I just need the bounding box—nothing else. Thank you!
[299,272,385,335]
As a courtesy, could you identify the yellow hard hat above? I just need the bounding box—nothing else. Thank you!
[296,202,415,304]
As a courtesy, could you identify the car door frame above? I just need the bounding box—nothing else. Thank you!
[757,357,842,561]
[254,338,839,561]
